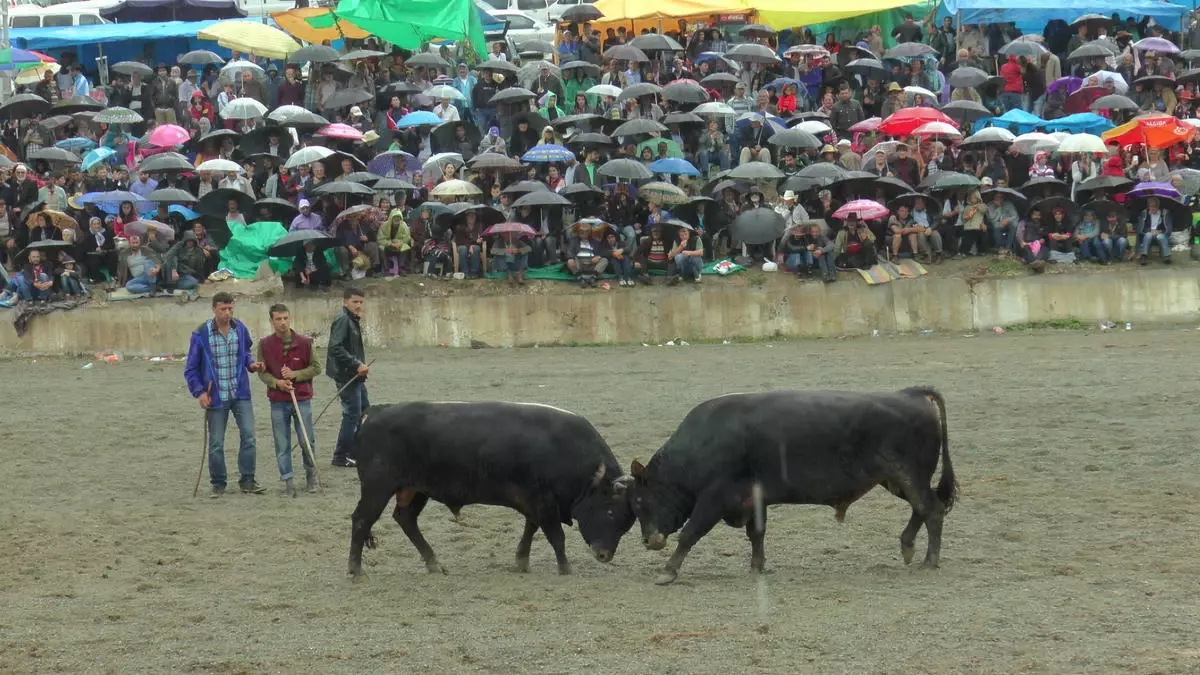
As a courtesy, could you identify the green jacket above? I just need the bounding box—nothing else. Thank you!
[563,76,596,113]
[164,231,208,279]
[326,307,365,383]
[378,208,413,252]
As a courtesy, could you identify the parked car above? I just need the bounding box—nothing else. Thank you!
[488,10,556,48]
[475,0,558,25]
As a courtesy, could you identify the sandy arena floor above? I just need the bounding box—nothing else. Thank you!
[2,329,1200,674]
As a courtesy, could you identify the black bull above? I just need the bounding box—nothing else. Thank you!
[347,401,635,578]
[627,388,958,585]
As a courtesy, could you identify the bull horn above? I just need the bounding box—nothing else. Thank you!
[612,475,635,487]
[591,463,606,486]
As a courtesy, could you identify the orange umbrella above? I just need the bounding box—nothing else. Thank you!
[272,8,369,43]
[1102,113,1196,150]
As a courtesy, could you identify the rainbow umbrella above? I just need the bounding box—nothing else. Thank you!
[0,48,44,70]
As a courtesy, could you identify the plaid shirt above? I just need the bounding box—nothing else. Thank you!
[208,321,240,403]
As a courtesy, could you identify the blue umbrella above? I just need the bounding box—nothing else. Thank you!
[81,147,117,171]
[764,77,800,91]
[396,111,442,128]
[649,157,700,176]
[521,144,575,163]
[140,204,200,219]
[79,191,148,207]
[56,137,97,152]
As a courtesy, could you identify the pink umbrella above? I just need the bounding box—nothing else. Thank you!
[148,124,190,147]
[316,123,365,141]
[483,222,537,237]
[833,199,890,221]
[849,117,881,133]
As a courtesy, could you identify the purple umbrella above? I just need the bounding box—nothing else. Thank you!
[1127,182,1181,200]
[367,150,420,177]
[1134,37,1179,55]
[1047,76,1083,96]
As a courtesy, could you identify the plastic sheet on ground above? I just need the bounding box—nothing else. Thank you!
[218,221,289,279]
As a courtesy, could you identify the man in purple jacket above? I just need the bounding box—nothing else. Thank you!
[184,291,267,497]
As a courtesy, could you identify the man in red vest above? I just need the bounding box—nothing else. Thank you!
[257,303,322,497]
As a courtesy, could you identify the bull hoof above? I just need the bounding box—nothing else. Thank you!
[514,557,530,574]
[348,564,364,579]
[901,546,915,565]
[750,560,768,574]
[557,563,573,575]
[919,559,939,570]
[654,570,678,586]
[364,535,378,550]
[425,561,448,575]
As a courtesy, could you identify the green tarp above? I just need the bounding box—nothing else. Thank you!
[218,221,290,279]
[312,0,487,60]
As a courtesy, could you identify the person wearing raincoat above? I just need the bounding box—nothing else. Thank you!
[377,208,413,276]
[538,92,566,121]
[562,70,596,114]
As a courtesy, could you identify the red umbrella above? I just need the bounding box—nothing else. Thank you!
[832,199,890,220]
[482,222,537,237]
[849,116,881,133]
[878,108,955,136]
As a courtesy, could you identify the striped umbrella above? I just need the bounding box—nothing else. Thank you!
[93,107,144,124]
[0,48,43,70]
[832,199,890,221]
[638,181,689,205]
[521,144,575,163]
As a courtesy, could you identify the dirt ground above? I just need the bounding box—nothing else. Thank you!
[3,329,1200,674]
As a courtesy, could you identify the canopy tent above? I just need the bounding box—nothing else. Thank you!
[591,0,750,35]
[939,0,1189,36]
[10,19,235,51]
[101,0,245,23]
[272,7,371,42]
[310,0,487,58]
[754,0,916,30]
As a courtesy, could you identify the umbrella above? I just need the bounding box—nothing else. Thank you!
[560,61,602,80]
[1047,76,1085,96]
[268,105,330,127]
[373,177,416,191]
[1068,42,1117,61]
[1055,133,1107,154]
[221,98,267,120]
[888,192,942,214]
[940,100,991,122]
[55,137,96,152]
[638,181,689,205]
[196,158,243,174]
[730,208,786,245]
[947,67,989,89]
[198,20,300,59]
[255,198,300,222]
[1134,37,1179,54]
[395,111,442,128]
[1168,168,1200,196]
[597,158,652,180]
[874,176,917,199]
[512,191,571,208]
[1031,196,1079,220]
[725,43,779,64]
[422,152,464,175]
[341,49,387,61]
[829,171,879,196]
[429,179,481,198]
[179,50,224,65]
[517,60,561,84]
[197,188,255,217]
[833,199,889,221]
[551,113,601,130]
[1021,176,1070,198]
[124,219,176,242]
[425,84,466,101]
[981,186,1029,208]
[339,172,382,185]
[1091,94,1139,112]
[522,144,576,163]
[786,43,834,58]
[700,72,741,88]
[603,45,649,62]
[39,115,74,131]
[612,118,667,137]
[904,85,939,101]
[79,190,147,207]
[267,230,338,258]
[796,162,848,183]
[1127,182,1180,200]
[1127,193,1190,225]
[476,60,518,75]
[586,84,624,100]
[961,127,1017,146]
[488,87,537,106]
[468,153,522,171]
[1071,13,1110,25]
[320,88,373,110]
[1103,113,1197,149]
[1076,175,1133,200]
[284,146,336,169]
[998,40,1046,58]
[1081,199,1128,225]
[728,162,784,180]
[879,108,955,136]
[28,147,81,165]
[316,123,365,141]
[930,172,980,191]
[560,4,603,21]
[662,112,703,126]
[738,23,776,38]
[848,117,882,133]
[569,132,616,147]
[561,183,605,200]
[845,58,889,79]
[93,107,143,124]
[137,152,195,173]
[0,93,50,120]
[662,80,709,104]
[912,121,962,139]
[82,147,117,171]
[636,137,682,159]
[110,60,153,78]
[148,124,190,147]
[503,180,549,195]
[145,188,198,203]
[648,157,700,176]
[629,34,684,52]
[23,209,76,230]
[884,43,938,58]
[290,44,342,63]
[220,59,264,79]
[16,240,74,263]
[407,52,451,69]
[312,181,376,197]
[482,221,538,238]
[52,96,104,115]
[793,120,832,136]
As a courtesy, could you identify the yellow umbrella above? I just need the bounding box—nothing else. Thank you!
[272,8,369,43]
[197,20,301,60]
[16,62,60,86]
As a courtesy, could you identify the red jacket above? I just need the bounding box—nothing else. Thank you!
[999,57,1023,94]
[259,331,316,403]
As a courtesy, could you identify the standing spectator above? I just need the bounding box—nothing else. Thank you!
[891,14,923,44]
[71,65,90,97]
[327,287,369,468]
[257,303,322,497]
[999,55,1024,112]
[149,64,179,124]
[829,85,865,137]
[184,292,267,497]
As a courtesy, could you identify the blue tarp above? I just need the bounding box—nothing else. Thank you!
[974,110,1115,134]
[11,19,234,51]
[977,108,1045,132]
[939,0,1189,36]
[1042,112,1114,134]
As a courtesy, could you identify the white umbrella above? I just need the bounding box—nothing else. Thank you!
[424,84,465,101]
[692,101,736,116]
[587,84,623,98]
[794,120,832,136]
[284,146,335,169]
[912,121,962,139]
[1087,70,1128,94]
[222,97,268,120]
[859,140,902,169]
[904,85,938,100]
[422,152,464,174]
[196,158,243,173]
[963,127,1017,145]
[430,179,482,197]
[220,59,265,78]
[1012,132,1060,155]
[1184,118,1200,129]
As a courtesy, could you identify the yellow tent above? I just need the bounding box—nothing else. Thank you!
[591,0,751,35]
[753,0,917,29]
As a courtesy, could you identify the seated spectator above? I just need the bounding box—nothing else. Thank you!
[55,253,86,299]
[634,225,670,282]
[954,189,986,258]
[566,224,607,287]
[887,204,921,259]
[668,225,704,284]
[452,215,483,278]
[1073,209,1103,263]
[1097,207,1129,264]
[1045,206,1075,259]
[162,230,206,291]
[81,216,118,283]
[1015,206,1048,269]
[290,199,322,231]
[334,213,380,278]
[910,197,943,263]
[421,233,453,277]
[377,209,412,276]
[123,233,165,295]
[293,241,333,289]
[0,249,54,305]
[489,231,531,285]
[986,191,1018,255]
[1136,197,1172,265]
[737,115,772,165]
[834,214,877,269]
[603,228,634,287]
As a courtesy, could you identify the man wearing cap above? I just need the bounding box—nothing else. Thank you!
[776,190,810,231]
[829,85,865,137]
[881,82,905,118]
[290,200,323,232]
[837,139,861,171]
[817,144,839,164]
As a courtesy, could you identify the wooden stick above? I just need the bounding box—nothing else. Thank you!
[193,411,208,498]
[290,388,325,494]
[285,358,376,458]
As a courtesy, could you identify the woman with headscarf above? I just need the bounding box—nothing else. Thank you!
[377,208,413,276]
[1029,151,1057,178]
[954,189,986,258]
[538,92,566,121]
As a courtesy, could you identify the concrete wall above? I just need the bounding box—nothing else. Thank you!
[2,269,1197,356]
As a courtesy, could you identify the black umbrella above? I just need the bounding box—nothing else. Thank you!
[1126,194,1190,227]
[138,152,195,173]
[997,40,1046,58]
[28,147,82,165]
[947,66,989,89]
[39,114,74,130]
[887,191,942,214]
[561,183,604,202]
[200,128,241,145]
[662,81,709,104]
[319,151,367,177]
[726,43,780,64]
[731,208,787,245]
[1020,176,1070,200]
[728,161,784,180]
[941,99,992,122]
[1076,175,1133,201]
[700,72,741,88]
[145,187,198,203]
[179,50,225,65]
[796,162,848,181]
[551,113,602,131]
[256,197,300,223]
[267,230,338,258]
[312,181,375,196]
[738,23,776,38]
[662,111,703,126]
[455,204,505,226]
[476,60,518,75]
[560,61,602,79]
[373,177,417,191]
[268,108,328,129]
[341,49,387,61]
[378,81,424,98]
[519,39,556,55]
[322,88,373,110]
[829,170,880,196]
[768,128,822,150]
[568,132,616,147]
[617,82,664,101]
[560,3,603,21]
[502,180,549,195]
[611,118,666,137]
[1081,199,1128,225]
[1068,42,1117,61]
[52,96,104,115]
[290,44,341,63]
[512,191,572,208]
[981,186,1029,208]
[874,176,917,199]
[597,158,653,180]
[489,87,537,105]
[930,171,981,192]
[1091,94,1138,111]
[603,44,650,62]
[112,61,154,77]
[883,43,938,59]
[197,188,255,217]
[629,34,684,52]
[845,58,889,79]
[710,178,749,196]
[1029,195,1078,219]
[431,120,482,153]
[238,125,295,157]
[407,52,451,69]
[1135,75,1176,89]
[0,93,50,119]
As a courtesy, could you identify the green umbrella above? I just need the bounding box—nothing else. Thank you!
[637,137,683,159]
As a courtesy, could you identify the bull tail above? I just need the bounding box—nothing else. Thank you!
[903,387,957,513]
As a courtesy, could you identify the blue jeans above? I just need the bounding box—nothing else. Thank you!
[1000,92,1022,111]
[1078,237,1104,261]
[126,271,157,294]
[811,251,835,276]
[784,252,810,271]
[1098,236,1127,261]
[674,253,702,278]
[608,254,633,278]
[207,398,257,488]
[697,149,729,174]
[59,274,85,295]
[492,253,528,273]
[270,399,315,480]
[1139,232,1170,258]
[334,380,369,461]
[457,244,481,276]
[993,224,1014,252]
[4,274,35,300]
[175,274,199,290]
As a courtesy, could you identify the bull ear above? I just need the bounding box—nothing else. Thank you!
[591,463,606,487]
[630,459,646,479]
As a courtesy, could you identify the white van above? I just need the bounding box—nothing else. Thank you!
[9,2,109,29]
[475,0,559,26]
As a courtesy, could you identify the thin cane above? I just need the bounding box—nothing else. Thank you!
[286,358,375,456]
[192,410,208,498]
[290,388,325,494]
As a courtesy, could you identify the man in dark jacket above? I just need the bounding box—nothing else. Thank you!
[327,286,369,467]
[183,292,267,496]
[258,303,322,496]
[149,64,178,124]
